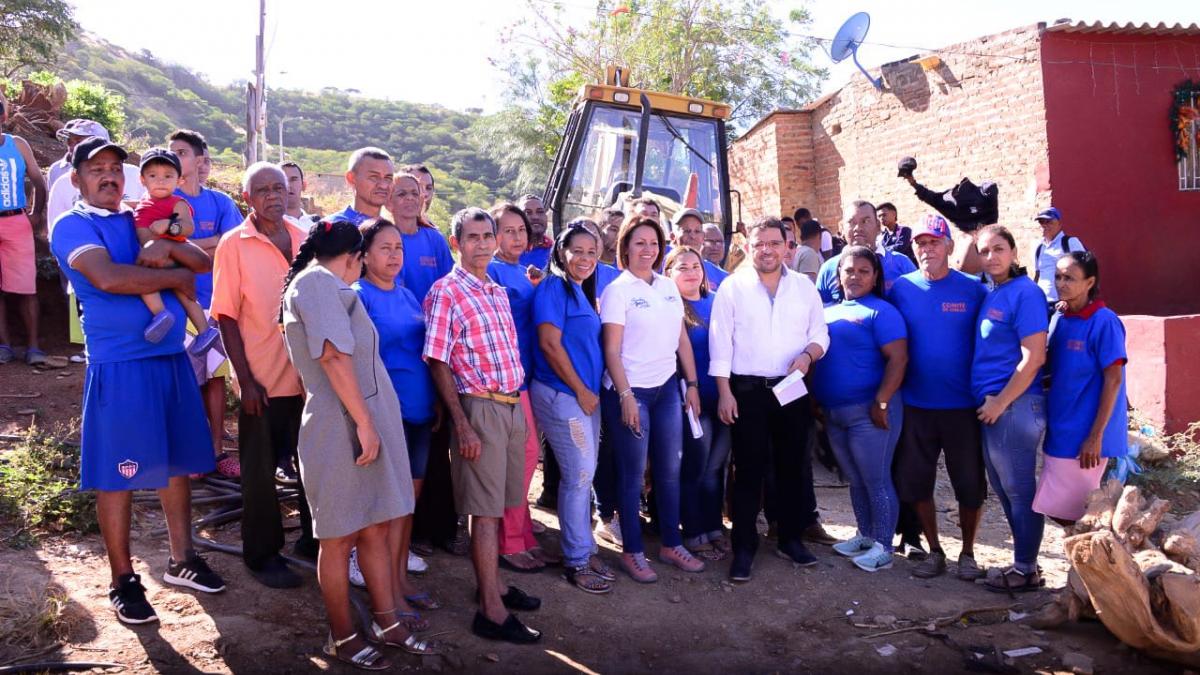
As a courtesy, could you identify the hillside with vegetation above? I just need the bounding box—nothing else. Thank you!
[14,33,517,217]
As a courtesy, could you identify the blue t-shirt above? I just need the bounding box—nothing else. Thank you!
[684,294,718,406]
[971,275,1049,403]
[352,278,436,424]
[810,294,907,409]
[175,186,243,308]
[519,244,551,272]
[401,226,454,301]
[816,249,917,305]
[532,276,603,396]
[50,206,187,363]
[595,262,621,299]
[330,205,369,225]
[1045,304,1128,459]
[487,257,537,390]
[704,260,729,290]
[889,270,987,409]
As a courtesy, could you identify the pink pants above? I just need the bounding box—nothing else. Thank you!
[500,390,540,554]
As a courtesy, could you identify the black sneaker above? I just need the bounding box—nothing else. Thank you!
[900,539,929,561]
[471,611,542,644]
[247,555,302,589]
[729,552,753,582]
[274,463,299,486]
[109,573,158,625]
[163,551,227,593]
[775,540,819,567]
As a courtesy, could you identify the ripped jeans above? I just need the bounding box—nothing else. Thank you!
[531,379,601,568]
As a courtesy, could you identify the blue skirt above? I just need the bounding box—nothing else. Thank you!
[80,353,215,490]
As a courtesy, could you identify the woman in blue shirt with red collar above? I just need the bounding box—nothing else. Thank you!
[971,225,1049,594]
[1035,251,1127,526]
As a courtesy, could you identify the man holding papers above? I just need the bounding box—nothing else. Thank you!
[709,218,830,582]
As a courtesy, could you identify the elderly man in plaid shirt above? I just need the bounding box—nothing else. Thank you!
[424,207,542,645]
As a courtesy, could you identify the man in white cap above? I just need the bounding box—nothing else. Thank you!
[47,122,145,228]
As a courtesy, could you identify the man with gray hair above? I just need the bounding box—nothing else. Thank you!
[425,207,541,644]
[332,147,394,225]
[815,199,916,304]
[211,161,315,587]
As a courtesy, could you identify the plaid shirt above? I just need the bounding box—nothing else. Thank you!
[423,266,525,394]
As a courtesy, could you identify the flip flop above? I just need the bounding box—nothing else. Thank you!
[499,552,545,574]
[404,592,441,611]
[24,348,47,366]
[0,345,14,364]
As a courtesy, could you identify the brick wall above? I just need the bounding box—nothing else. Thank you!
[732,24,1051,258]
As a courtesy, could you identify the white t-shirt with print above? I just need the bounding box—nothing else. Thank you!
[599,269,684,389]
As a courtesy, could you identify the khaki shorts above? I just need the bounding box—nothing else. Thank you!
[450,395,528,517]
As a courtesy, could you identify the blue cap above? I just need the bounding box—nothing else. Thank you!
[1034,207,1061,222]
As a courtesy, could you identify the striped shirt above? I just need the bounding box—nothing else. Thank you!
[423,265,524,394]
[0,134,28,210]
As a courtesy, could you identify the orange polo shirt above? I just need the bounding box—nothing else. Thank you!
[210,214,306,398]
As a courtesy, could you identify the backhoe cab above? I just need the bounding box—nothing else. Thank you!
[543,66,736,238]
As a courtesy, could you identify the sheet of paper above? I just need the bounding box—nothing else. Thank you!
[679,379,704,439]
[771,370,808,406]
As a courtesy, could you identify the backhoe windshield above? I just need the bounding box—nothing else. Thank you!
[562,104,723,226]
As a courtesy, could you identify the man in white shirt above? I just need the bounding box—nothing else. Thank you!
[280,161,311,224]
[709,217,830,581]
[1032,207,1086,304]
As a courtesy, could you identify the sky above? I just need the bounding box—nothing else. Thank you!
[71,0,1196,113]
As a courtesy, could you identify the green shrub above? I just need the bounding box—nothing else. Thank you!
[62,79,125,140]
[0,425,97,543]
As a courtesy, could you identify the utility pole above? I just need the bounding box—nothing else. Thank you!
[278,116,302,162]
[245,0,266,166]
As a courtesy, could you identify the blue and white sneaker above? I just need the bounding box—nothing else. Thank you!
[832,535,875,558]
[348,547,366,588]
[851,543,894,573]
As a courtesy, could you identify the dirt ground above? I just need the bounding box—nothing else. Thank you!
[0,349,1188,674]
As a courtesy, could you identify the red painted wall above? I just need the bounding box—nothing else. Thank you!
[1041,31,1200,316]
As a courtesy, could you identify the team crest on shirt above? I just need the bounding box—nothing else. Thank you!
[117,459,139,479]
[986,308,1005,321]
[942,302,968,313]
[1067,339,1085,352]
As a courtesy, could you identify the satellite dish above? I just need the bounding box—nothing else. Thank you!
[830,12,883,91]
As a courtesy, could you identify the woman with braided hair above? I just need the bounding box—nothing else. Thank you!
[280,217,436,669]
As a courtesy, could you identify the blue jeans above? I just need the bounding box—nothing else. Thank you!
[402,419,433,480]
[981,392,1047,570]
[530,380,600,568]
[601,376,683,553]
[680,404,731,539]
[593,415,618,521]
[824,397,902,551]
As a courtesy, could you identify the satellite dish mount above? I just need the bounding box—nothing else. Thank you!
[830,12,883,91]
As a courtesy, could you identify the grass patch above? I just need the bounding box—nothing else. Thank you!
[1130,420,1200,497]
[0,424,97,543]
[0,583,71,662]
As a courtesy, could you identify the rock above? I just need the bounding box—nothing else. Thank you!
[1062,652,1094,675]
[875,644,897,657]
[484,653,500,663]
[669,594,682,604]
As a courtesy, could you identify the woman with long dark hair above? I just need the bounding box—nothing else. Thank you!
[1036,252,1127,525]
[281,218,434,668]
[664,245,732,560]
[353,218,440,624]
[529,223,615,593]
[600,216,704,583]
[809,246,908,573]
[971,225,1049,593]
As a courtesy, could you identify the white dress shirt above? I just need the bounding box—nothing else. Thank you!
[708,265,829,378]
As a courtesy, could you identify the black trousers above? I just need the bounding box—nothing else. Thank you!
[729,375,817,557]
[540,434,561,504]
[413,421,458,544]
[239,396,312,568]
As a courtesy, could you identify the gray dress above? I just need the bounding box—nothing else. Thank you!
[281,264,415,539]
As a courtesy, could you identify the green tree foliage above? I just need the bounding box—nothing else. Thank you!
[0,0,77,78]
[61,79,126,139]
[474,0,827,182]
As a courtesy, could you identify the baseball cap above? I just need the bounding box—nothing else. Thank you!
[56,119,110,142]
[1034,207,1062,222]
[912,213,951,240]
[70,136,129,170]
[139,147,182,175]
[672,208,704,227]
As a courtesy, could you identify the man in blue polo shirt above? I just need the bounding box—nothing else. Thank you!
[50,137,226,626]
[816,200,916,304]
[888,214,988,581]
[331,147,395,225]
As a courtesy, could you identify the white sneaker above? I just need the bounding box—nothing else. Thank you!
[832,535,875,558]
[851,542,894,573]
[595,515,623,546]
[408,551,429,575]
[348,547,366,588]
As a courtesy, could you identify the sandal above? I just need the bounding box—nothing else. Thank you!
[589,555,617,582]
[0,344,14,364]
[983,565,1043,595]
[215,452,241,479]
[323,632,390,671]
[564,565,612,594]
[397,611,429,632]
[529,546,562,566]
[500,551,545,574]
[404,592,441,611]
[709,534,732,555]
[369,620,439,656]
[25,348,47,367]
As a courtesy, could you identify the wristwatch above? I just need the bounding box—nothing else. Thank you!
[167,213,182,238]
[875,400,888,410]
